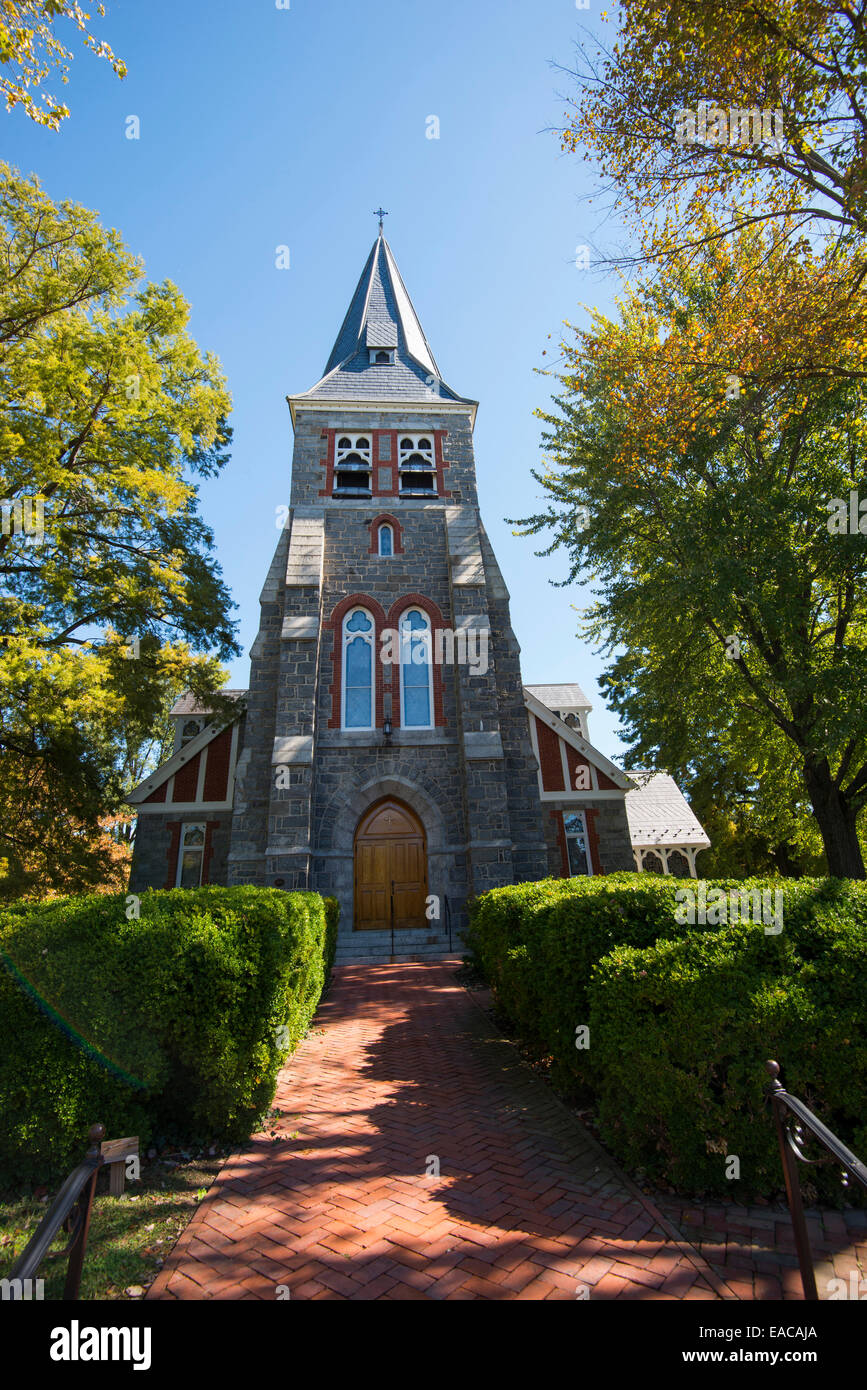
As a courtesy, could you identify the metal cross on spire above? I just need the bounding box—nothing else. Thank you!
[373,207,389,234]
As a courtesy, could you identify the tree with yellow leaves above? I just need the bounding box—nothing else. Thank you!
[0,1,125,128]
[0,166,238,897]
[562,1,867,270]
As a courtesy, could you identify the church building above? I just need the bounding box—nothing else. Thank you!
[127,231,708,961]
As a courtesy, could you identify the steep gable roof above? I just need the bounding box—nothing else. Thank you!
[523,687,633,791]
[290,233,477,419]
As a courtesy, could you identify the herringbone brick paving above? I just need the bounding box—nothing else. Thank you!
[146,962,866,1301]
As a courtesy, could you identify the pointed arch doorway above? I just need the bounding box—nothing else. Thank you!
[354,797,428,931]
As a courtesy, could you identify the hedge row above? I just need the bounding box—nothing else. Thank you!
[0,886,338,1186]
[467,875,867,1201]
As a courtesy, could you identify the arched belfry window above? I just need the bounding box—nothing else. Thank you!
[399,435,436,494]
[399,608,433,729]
[378,523,394,557]
[334,435,372,494]
[342,608,375,729]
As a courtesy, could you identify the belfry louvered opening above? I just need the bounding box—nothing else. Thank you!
[398,434,436,495]
[334,434,372,495]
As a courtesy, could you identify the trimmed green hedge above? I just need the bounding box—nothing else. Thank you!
[468,873,691,1088]
[468,875,867,1200]
[323,896,339,980]
[0,886,338,1186]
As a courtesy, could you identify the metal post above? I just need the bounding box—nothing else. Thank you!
[390,879,395,960]
[766,1062,818,1300]
[63,1123,105,1301]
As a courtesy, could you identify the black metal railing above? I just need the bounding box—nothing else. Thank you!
[7,1123,107,1301]
[444,894,452,952]
[765,1060,867,1300]
[390,879,395,960]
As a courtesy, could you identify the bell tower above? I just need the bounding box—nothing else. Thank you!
[228,228,548,952]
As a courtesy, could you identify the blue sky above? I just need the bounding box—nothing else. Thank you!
[3,0,631,758]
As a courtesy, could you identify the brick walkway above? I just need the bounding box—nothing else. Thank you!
[146,962,865,1301]
[656,1195,867,1302]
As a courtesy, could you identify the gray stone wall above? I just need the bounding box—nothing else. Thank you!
[226,402,552,935]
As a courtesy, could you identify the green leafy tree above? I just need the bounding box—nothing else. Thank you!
[514,227,867,878]
[0,166,239,898]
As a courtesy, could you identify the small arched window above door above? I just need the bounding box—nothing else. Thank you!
[368,514,403,556]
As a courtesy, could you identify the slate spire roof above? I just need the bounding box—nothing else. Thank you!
[290,231,477,417]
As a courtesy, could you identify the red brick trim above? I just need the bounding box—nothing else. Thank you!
[325,593,388,730]
[319,429,412,498]
[535,716,565,791]
[368,512,404,555]
[433,430,453,499]
[318,428,451,499]
[584,807,604,875]
[386,593,447,628]
[386,594,447,729]
[202,820,221,885]
[375,431,398,495]
[317,429,336,497]
[171,751,200,802]
[165,822,182,889]
[203,727,232,801]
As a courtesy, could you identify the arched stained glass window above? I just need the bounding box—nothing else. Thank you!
[378,523,394,557]
[399,608,433,729]
[342,609,374,729]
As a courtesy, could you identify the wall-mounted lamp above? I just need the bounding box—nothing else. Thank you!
[383,716,393,744]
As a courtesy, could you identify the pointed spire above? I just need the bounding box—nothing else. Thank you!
[289,233,477,419]
[323,234,440,380]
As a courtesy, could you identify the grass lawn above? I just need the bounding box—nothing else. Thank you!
[0,1147,228,1300]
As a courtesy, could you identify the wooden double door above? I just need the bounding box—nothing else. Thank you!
[354,798,428,932]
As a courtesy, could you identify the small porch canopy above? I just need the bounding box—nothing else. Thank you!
[624,772,710,878]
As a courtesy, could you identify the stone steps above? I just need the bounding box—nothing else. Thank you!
[333,929,464,967]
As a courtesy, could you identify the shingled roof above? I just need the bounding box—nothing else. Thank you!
[290,233,477,416]
[169,690,247,718]
[624,772,710,848]
[525,683,592,713]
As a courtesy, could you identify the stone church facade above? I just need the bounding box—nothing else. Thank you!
[127,234,708,961]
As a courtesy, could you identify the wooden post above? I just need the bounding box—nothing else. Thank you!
[100,1136,139,1197]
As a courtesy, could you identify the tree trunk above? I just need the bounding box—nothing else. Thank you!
[770,840,801,878]
[803,759,865,879]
